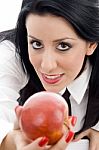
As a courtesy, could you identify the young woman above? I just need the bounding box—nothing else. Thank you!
[0,0,99,149]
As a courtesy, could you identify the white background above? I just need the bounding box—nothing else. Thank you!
[0,0,22,32]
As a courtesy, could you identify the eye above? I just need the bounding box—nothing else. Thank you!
[57,42,72,51]
[30,41,43,49]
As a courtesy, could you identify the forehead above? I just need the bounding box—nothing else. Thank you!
[26,13,71,28]
[26,13,79,39]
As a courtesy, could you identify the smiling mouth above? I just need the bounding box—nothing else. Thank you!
[41,73,64,84]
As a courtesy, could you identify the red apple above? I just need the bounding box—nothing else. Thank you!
[15,91,70,145]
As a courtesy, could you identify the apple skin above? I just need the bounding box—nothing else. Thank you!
[15,91,69,145]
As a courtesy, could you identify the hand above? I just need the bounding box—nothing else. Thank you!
[5,115,76,150]
[3,128,73,150]
[13,120,50,150]
[13,130,51,150]
[47,116,77,150]
[48,130,74,150]
[73,128,99,150]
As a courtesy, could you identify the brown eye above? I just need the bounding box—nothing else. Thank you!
[31,41,43,49]
[57,42,71,51]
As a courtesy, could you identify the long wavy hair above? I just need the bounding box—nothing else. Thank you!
[15,0,99,95]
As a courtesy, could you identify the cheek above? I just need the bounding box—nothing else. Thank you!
[63,53,86,77]
[28,50,41,70]
[28,51,33,65]
[28,49,35,66]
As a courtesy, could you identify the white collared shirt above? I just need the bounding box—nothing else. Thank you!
[59,60,99,132]
[0,40,28,143]
[0,40,98,144]
[67,60,91,132]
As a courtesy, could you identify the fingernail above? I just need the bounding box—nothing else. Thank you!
[38,137,49,147]
[65,131,74,143]
[71,116,77,126]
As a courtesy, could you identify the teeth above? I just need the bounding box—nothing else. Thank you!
[44,74,62,79]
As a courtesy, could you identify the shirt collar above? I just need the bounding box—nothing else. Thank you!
[67,59,92,104]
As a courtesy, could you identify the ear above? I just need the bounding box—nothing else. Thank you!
[86,42,98,56]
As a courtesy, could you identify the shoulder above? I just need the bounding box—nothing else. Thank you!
[0,40,16,64]
[0,40,29,88]
[0,40,15,52]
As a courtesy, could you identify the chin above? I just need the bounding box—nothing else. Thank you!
[43,86,62,94]
[42,81,66,93]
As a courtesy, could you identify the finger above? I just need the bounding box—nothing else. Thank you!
[68,116,77,129]
[89,141,96,150]
[63,116,77,135]
[15,135,50,150]
[51,131,74,150]
[73,129,90,142]
[25,137,50,150]
[44,145,52,150]
[73,133,85,141]
[14,105,21,130]
[65,131,74,143]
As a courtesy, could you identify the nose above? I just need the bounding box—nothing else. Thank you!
[41,51,57,73]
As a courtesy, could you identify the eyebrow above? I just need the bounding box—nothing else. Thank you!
[28,35,77,42]
[28,35,43,42]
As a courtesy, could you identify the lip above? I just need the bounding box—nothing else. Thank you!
[41,73,64,84]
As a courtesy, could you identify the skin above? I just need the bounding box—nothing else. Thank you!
[0,14,98,150]
[26,14,96,93]
[0,118,75,150]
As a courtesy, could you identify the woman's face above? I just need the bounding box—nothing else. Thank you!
[26,14,94,93]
